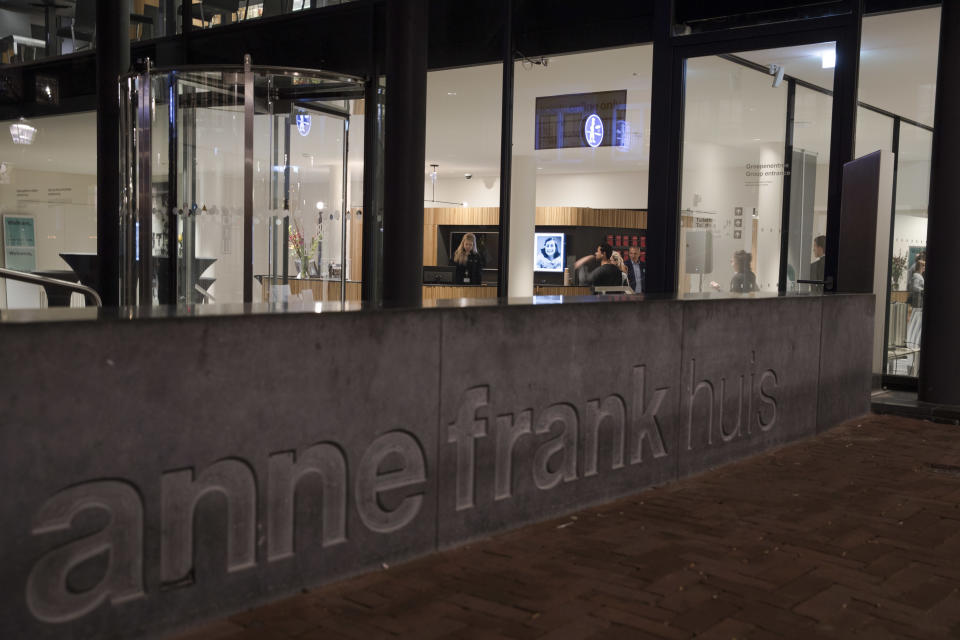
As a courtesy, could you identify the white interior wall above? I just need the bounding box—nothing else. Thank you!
[423,170,650,210]
[0,168,97,308]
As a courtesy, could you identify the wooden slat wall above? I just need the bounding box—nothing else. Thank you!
[423,207,646,266]
[422,286,498,301]
[347,210,363,281]
[423,207,499,266]
[535,208,647,229]
[533,286,592,296]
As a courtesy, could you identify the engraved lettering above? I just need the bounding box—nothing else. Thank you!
[356,431,426,533]
[533,403,578,490]
[687,359,715,449]
[447,386,489,511]
[719,376,744,442]
[583,396,626,477]
[267,443,347,562]
[630,365,668,463]
[494,410,532,501]
[26,481,144,623]
[758,370,778,431]
[160,459,257,585]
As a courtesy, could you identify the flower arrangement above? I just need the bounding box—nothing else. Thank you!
[289,219,320,278]
[890,253,907,290]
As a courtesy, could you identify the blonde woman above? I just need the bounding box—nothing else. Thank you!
[450,232,486,285]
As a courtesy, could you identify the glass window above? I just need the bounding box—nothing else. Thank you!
[860,7,939,129]
[787,85,832,292]
[854,107,894,158]
[680,44,835,296]
[886,123,931,377]
[0,112,97,309]
[120,68,365,306]
[423,63,502,301]
[513,45,652,297]
[859,7,940,380]
[0,1,179,65]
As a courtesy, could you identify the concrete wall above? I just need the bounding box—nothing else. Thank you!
[0,294,873,639]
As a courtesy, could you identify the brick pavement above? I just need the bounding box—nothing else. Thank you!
[173,414,960,639]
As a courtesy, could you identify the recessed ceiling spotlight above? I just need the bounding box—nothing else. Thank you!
[820,49,836,69]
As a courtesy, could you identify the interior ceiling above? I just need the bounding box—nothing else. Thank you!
[0,8,940,179]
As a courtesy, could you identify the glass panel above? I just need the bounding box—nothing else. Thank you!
[131,1,179,42]
[860,7,940,128]
[854,107,894,158]
[0,112,97,309]
[120,67,364,306]
[256,91,351,304]
[681,45,834,295]
[858,7,940,380]
[423,63,502,301]
[0,1,179,65]
[513,45,652,296]
[786,85,832,292]
[886,123,932,378]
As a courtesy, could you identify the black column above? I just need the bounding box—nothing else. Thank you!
[382,0,427,307]
[918,3,960,404]
[362,2,385,306]
[823,2,862,292]
[645,0,682,294]
[496,0,513,298]
[96,1,130,306]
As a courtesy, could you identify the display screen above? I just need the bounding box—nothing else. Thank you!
[534,233,565,272]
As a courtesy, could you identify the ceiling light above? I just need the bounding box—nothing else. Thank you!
[9,118,36,145]
[447,91,457,96]
[820,49,836,69]
[316,201,325,210]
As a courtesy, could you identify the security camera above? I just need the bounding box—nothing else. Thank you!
[464,173,472,179]
[768,64,785,88]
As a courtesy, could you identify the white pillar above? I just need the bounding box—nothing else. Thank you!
[508,155,536,296]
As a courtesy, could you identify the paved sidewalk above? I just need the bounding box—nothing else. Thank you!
[174,415,960,639]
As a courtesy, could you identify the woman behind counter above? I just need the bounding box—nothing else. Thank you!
[451,232,485,285]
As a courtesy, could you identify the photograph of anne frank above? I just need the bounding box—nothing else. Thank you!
[534,234,565,271]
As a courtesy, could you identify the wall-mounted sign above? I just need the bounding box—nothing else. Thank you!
[295,113,311,137]
[2,214,37,308]
[534,89,627,150]
[584,114,604,148]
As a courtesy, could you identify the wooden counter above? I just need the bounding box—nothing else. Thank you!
[259,277,362,303]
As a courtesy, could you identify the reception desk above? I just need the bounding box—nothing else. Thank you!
[0,292,873,640]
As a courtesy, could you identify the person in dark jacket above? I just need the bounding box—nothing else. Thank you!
[450,232,485,285]
[625,245,646,293]
[729,250,758,293]
[574,242,623,291]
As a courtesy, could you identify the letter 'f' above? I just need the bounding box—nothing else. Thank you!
[448,386,489,510]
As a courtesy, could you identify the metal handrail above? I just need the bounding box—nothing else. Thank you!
[0,267,102,307]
